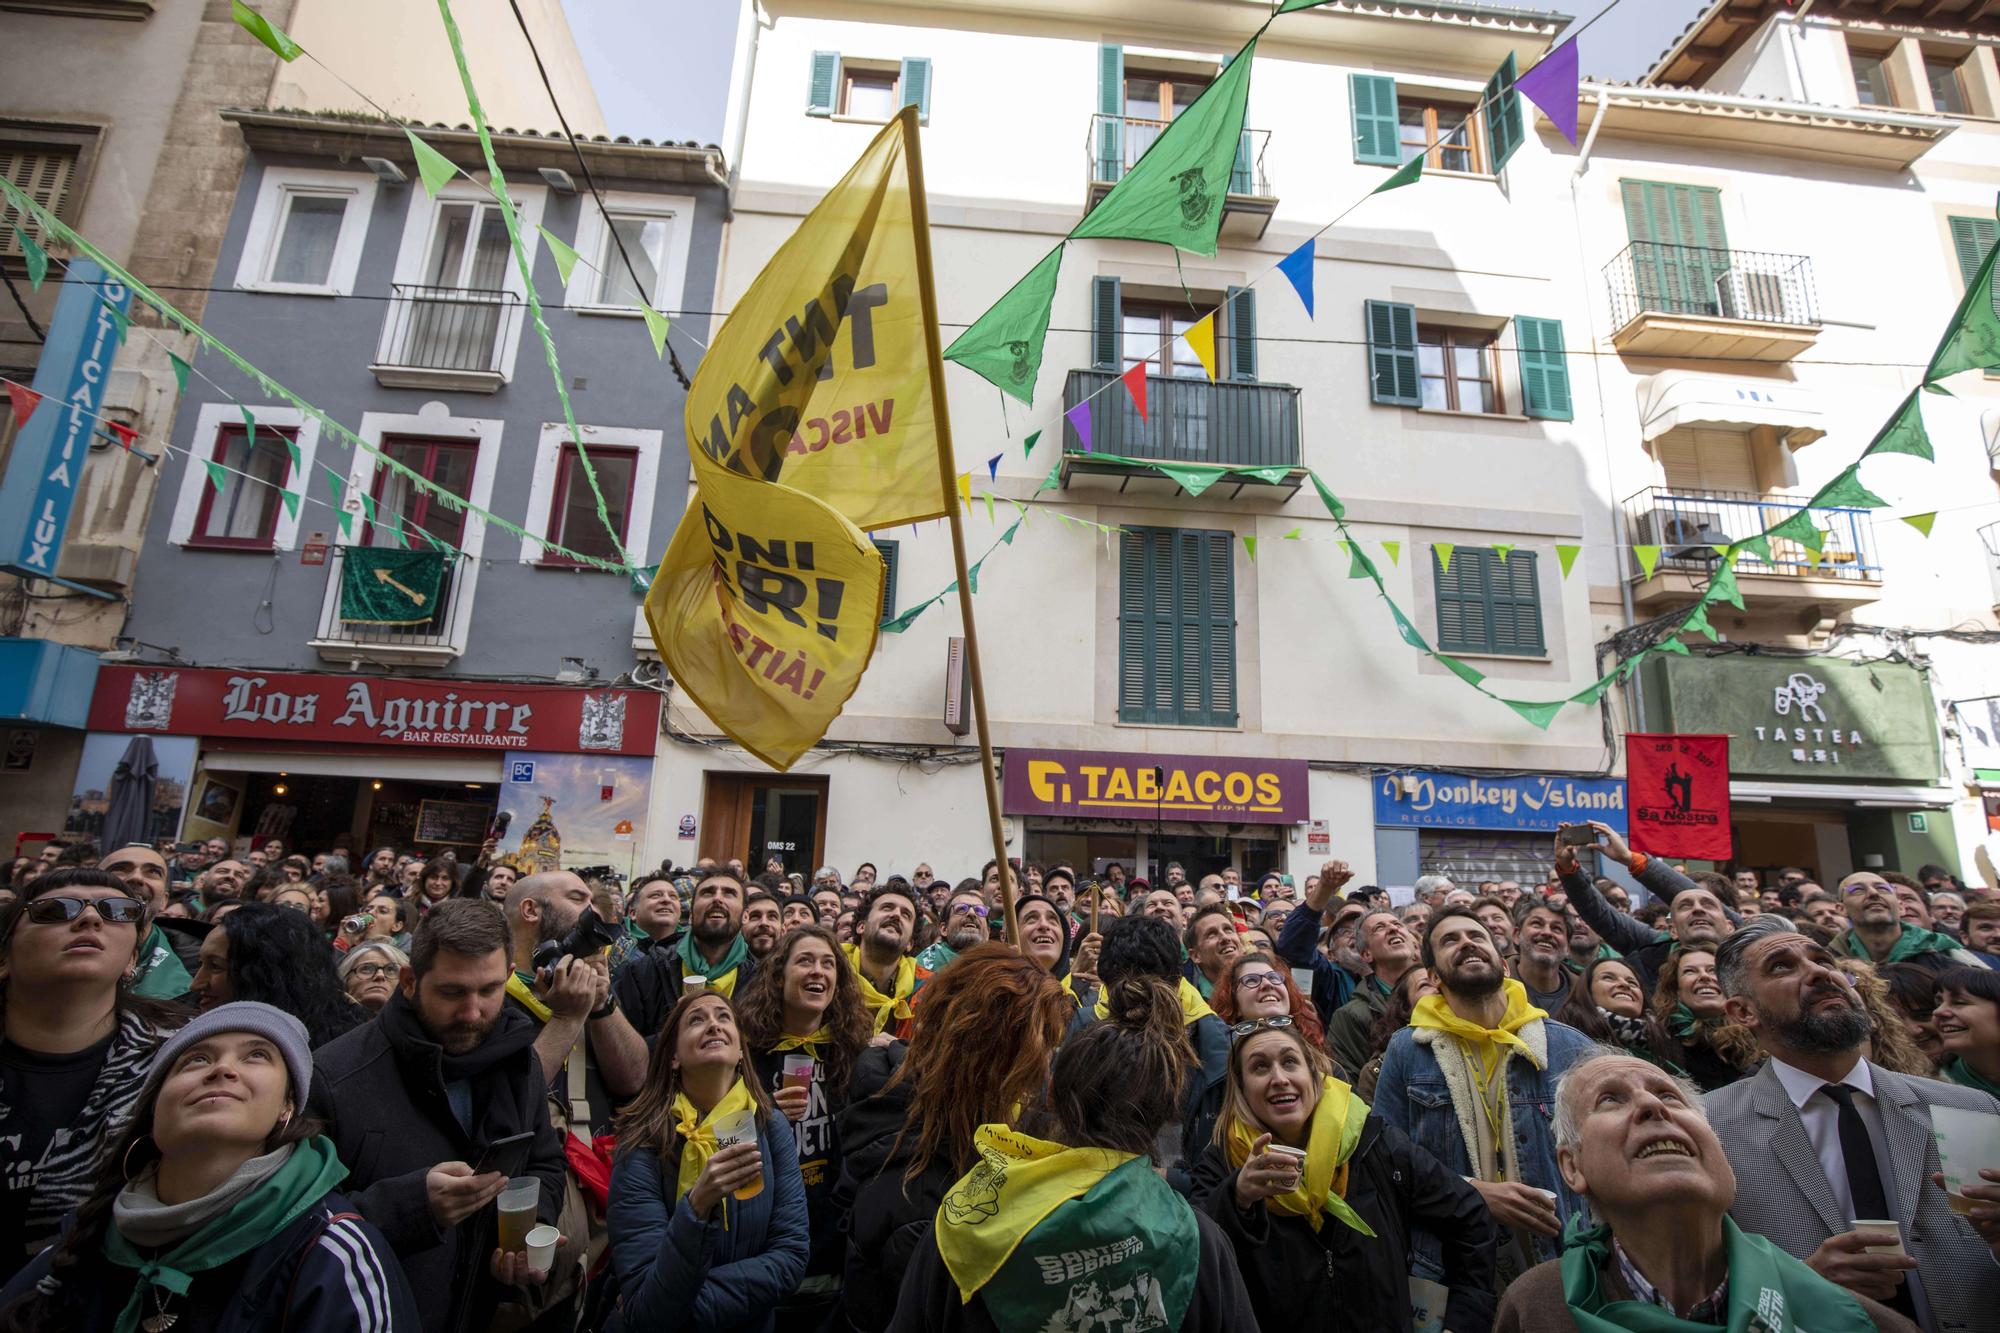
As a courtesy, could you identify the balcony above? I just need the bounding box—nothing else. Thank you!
[309,545,472,667]
[1085,115,1276,241]
[1622,487,1882,614]
[1057,369,1303,499]
[370,283,522,392]
[1604,243,1820,362]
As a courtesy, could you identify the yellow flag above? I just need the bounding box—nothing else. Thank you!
[646,107,950,770]
[1185,312,1218,382]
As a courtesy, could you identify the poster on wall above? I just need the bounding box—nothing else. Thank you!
[66,733,199,847]
[1626,733,1732,861]
[491,752,652,881]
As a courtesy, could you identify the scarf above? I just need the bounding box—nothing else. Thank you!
[1840,923,1965,965]
[1943,1056,2000,1098]
[1410,980,1547,1187]
[915,940,959,972]
[681,930,749,997]
[1093,976,1214,1026]
[114,1145,294,1247]
[771,1027,832,1062]
[671,1077,758,1204]
[102,1137,346,1333]
[1224,1076,1376,1236]
[25,1010,178,1243]
[843,943,918,1034]
[1409,979,1546,1063]
[1560,1216,1876,1333]
[934,1125,1198,1333]
[507,971,553,1024]
[129,924,192,1000]
[1602,1008,1653,1051]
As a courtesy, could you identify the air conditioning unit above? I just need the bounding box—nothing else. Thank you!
[1714,270,1791,323]
[1635,508,1720,549]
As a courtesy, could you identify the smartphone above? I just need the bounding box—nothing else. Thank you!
[473,1131,536,1179]
[1556,822,1596,847]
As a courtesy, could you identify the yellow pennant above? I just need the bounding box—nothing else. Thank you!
[646,108,950,770]
[1185,312,1218,382]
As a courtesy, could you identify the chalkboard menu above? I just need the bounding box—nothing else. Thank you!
[415,798,492,846]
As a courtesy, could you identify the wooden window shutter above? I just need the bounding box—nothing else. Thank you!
[1098,45,1125,183]
[1091,275,1122,370]
[1515,316,1573,421]
[1194,530,1238,726]
[1434,548,1544,656]
[0,147,75,256]
[1481,54,1522,172]
[1365,300,1420,406]
[1349,74,1401,165]
[1118,529,1153,722]
[872,539,900,620]
[1948,215,2000,319]
[1119,527,1236,726]
[807,52,840,116]
[1620,180,1729,314]
[1227,286,1257,382]
[899,57,932,122]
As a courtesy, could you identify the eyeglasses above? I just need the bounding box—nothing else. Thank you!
[1233,970,1286,992]
[348,962,397,980]
[25,895,146,925]
[1842,879,1889,896]
[949,902,990,918]
[1229,1015,1294,1040]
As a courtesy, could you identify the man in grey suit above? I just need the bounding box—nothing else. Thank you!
[1708,915,2000,1333]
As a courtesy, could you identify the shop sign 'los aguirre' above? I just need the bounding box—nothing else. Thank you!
[1002,748,1307,824]
[85,667,659,757]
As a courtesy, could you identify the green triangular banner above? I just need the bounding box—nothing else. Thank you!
[168,351,191,394]
[1022,430,1041,460]
[240,405,256,450]
[1159,463,1224,497]
[1037,458,1061,493]
[1433,542,1454,574]
[203,459,229,492]
[1282,527,1302,540]
[1555,543,1580,578]
[1570,680,1610,706]
[1243,534,1257,561]
[641,303,672,358]
[1437,654,1485,687]
[982,491,994,524]
[1503,697,1566,730]
[1001,519,1022,545]
[1347,541,1377,581]
[1766,507,1824,553]
[1389,603,1430,652]
[1741,534,1771,564]
[943,242,1064,405]
[1924,203,2000,383]
[336,508,353,539]
[1862,389,1934,463]
[542,227,581,285]
[1632,544,1660,580]
[1655,634,1690,656]
[1809,466,1888,511]
[231,0,303,60]
[14,226,48,289]
[1381,540,1401,566]
[1372,154,1425,195]
[1900,511,1937,537]
[1682,600,1717,641]
[1709,559,1744,611]
[1491,543,1514,563]
[279,489,300,521]
[405,129,459,197]
[1310,471,1346,520]
[102,299,131,345]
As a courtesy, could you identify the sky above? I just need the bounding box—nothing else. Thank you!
[570,0,1716,146]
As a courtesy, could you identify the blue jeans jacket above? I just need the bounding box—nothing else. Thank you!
[1373,1019,1594,1278]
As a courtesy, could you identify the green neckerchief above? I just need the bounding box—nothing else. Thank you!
[915,940,958,972]
[625,918,650,942]
[1190,970,1215,1000]
[1560,1216,1875,1333]
[1944,1056,2000,1099]
[1666,1002,1699,1041]
[103,1137,347,1333]
[679,928,748,984]
[1840,923,1962,965]
[129,924,191,1000]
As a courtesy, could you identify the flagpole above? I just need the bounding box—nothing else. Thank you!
[898,105,1020,949]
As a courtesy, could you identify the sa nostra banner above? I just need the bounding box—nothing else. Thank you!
[646,106,950,770]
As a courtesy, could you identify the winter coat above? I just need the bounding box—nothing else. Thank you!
[614,944,761,1042]
[1494,1252,1916,1333]
[0,1191,418,1333]
[1274,903,1358,1027]
[1190,1115,1497,1333]
[832,1042,958,1333]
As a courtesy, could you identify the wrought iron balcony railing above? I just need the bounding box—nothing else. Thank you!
[1062,369,1301,469]
[1087,114,1273,197]
[1604,243,1819,330]
[1622,487,1881,583]
[373,283,521,378]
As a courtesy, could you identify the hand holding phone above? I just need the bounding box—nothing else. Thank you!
[473,1131,536,1181]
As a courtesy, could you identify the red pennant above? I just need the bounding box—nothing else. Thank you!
[1121,360,1149,422]
[5,382,40,427]
[107,421,139,452]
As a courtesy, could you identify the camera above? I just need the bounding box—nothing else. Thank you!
[570,864,625,886]
[530,906,620,979]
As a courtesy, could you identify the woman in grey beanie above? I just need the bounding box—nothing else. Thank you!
[0,1001,417,1333]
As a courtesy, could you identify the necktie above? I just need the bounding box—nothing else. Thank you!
[1819,1082,1918,1321]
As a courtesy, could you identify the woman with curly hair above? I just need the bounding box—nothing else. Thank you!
[1650,944,1758,1090]
[835,943,1071,1333]
[1211,952,1325,1050]
[735,925,873,1328]
[188,902,364,1049]
[1835,956,1939,1079]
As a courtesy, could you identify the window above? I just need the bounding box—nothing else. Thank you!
[873,539,899,620]
[235,168,376,295]
[1093,279,1256,382]
[1122,299,1209,379]
[1,142,79,263]
[366,436,477,549]
[1851,50,1894,107]
[1418,326,1500,413]
[1125,68,1209,123]
[1118,527,1236,728]
[1620,179,1730,317]
[594,215,671,307]
[1926,56,1968,114]
[844,69,898,119]
[1434,547,1544,657]
[807,53,931,122]
[426,201,510,291]
[1398,99,1483,174]
[560,192,694,317]
[540,444,637,566]
[269,194,346,285]
[190,424,295,550]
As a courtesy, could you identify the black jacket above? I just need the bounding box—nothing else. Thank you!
[1559,860,1738,996]
[1190,1114,1497,1333]
[613,940,760,1041]
[884,1206,1260,1333]
[832,1042,958,1333]
[306,992,565,1333]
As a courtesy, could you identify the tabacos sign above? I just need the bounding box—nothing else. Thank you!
[1002,747,1306,825]
[1373,769,1628,834]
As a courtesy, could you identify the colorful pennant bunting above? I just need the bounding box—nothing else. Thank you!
[1371,155,1424,195]
[641,303,671,358]
[231,1,303,61]
[1121,360,1149,420]
[542,227,581,285]
[167,351,191,394]
[1633,545,1661,579]
[1381,540,1401,566]
[1901,511,1937,536]
[1555,543,1579,578]
[1277,239,1315,317]
[1064,400,1093,453]
[1514,37,1580,144]
[405,130,459,197]
[1022,429,1041,460]
[1433,542,1454,574]
[4,382,40,427]
[1185,313,1219,381]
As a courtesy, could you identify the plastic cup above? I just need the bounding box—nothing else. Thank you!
[781,1053,816,1091]
[496,1177,538,1253]
[1265,1143,1306,1187]
[1849,1219,1905,1255]
[1931,1104,2000,1216]
[710,1107,763,1200]
[683,975,708,996]
[524,1224,559,1276]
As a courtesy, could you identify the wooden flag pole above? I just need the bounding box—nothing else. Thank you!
[899,105,1019,948]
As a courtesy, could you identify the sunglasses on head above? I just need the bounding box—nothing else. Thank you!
[1229,1015,1295,1041]
[25,895,146,925]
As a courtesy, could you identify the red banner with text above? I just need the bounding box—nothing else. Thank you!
[1625,733,1732,861]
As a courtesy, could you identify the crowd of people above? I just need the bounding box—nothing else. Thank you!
[1,824,1996,1332]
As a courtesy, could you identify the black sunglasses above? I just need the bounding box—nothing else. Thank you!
[1229,1015,1295,1041]
[25,895,147,925]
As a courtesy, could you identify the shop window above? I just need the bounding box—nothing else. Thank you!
[1434,547,1545,657]
[1118,526,1236,727]
[189,424,296,550]
[540,444,637,567]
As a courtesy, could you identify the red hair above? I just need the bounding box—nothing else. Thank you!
[1211,951,1325,1050]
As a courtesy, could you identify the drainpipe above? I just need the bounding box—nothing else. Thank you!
[720,0,764,219]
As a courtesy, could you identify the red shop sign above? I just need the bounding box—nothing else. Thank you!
[87,665,658,757]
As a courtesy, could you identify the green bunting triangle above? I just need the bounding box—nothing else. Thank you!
[1372,154,1425,195]
[1655,634,1690,656]
[1310,472,1346,520]
[982,491,994,524]
[943,242,1064,405]
[1491,543,1514,563]
[1243,534,1257,561]
[1766,507,1824,553]
[1390,603,1430,652]
[231,0,303,60]
[240,406,256,449]
[1282,527,1302,540]
[1862,389,1934,463]
[14,226,48,289]
[1038,458,1061,494]
[1235,464,1295,486]
[541,227,581,285]
[1709,559,1744,611]
[405,130,459,198]
[1001,519,1022,545]
[641,303,672,357]
[1158,463,1224,497]
[1437,653,1485,687]
[1347,541,1377,581]
[1901,511,1937,537]
[1381,540,1401,566]
[1809,467,1888,511]
[1924,205,2000,383]
[1570,680,1610,706]
[1741,534,1771,564]
[1555,544,1580,578]
[203,459,229,492]
[1433,542,1454,574]
[1682,600,1717,641]
[1633,544,1660,580]
[279,489,300,521]
[1022,430,1041,460]
[967,561,981,594]
[101,299,131,345]
[1503,697,1565,731]
[167,351,191,394]
[336,508,353,539]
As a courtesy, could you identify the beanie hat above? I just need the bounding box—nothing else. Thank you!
[141,1001,314,1108]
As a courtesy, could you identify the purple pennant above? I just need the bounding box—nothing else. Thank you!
[1516,37,1580,145]
[987,453,1001,482]
[1065,400,1093,453]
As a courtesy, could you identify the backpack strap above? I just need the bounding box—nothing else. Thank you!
[280,1209,364,1331]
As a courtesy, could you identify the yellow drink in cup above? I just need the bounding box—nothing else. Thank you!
[711,1107,763,1201]
[497,1177,538,1252]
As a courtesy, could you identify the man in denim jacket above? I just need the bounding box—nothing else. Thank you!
[1375,905,1595,1291]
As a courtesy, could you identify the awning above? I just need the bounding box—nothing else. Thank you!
[199,748,502,783]
[1638,372,1824,446]
[1730,780,1957,808]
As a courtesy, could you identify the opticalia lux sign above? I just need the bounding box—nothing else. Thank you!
[85,666,660,756]
[1001,748,1307,824]
[1639,653,1941,783]
[1373,769,1628,834]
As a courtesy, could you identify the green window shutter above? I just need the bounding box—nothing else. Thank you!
[1350,74,1401,165]
[1227,286,1257,382]
[1948,215,2000,319]
[1364,299,1420,406]
[1481,54,1522,173]
[1232,131,1255,195]
[1091,275,1122,370]
[1118,527,1236,726]
[899,57,932,122]
[1191,530,1238,727]
[1434,548,1544,656]
[1118,529,1156,723]
[1619,180,1729,315]
[1516,316,1573,421]
[1097,44,1125,183]
[872,538,899,620]
[807,51,840,116]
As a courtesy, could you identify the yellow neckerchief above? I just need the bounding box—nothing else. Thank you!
[934,1124,1135,1301]
[1410,979,1546,1174]
[772,1028,831,1061]
[1225,1076,1377,1237]
[843,943,917,1033]
[1093,976,1214,1025]
[670,1078,757,1204]
[699,966,741,999]
[507,971,553,1024]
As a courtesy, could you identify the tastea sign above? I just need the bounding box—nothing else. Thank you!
[1640,654,1941,783]
[1002,748,1307,825]
[1373,769,1627,834]
[86,666,659,756]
